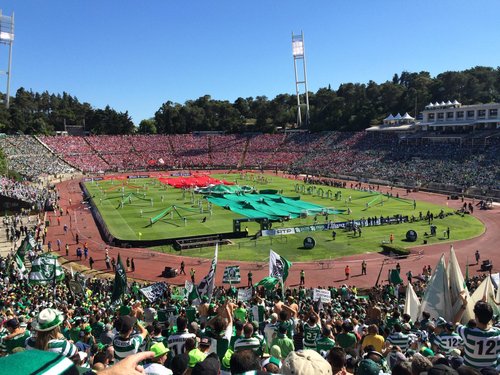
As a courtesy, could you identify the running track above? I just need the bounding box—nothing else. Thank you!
[46,174,499,288]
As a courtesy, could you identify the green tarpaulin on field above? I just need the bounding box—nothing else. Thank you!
[207,192,338,221]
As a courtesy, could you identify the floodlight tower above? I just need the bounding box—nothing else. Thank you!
[292,31,310,128]
[0,10,14,108]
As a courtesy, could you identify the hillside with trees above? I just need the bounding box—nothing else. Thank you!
[0,66,498,135]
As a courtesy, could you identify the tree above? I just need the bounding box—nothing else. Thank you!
[138,119,157,134]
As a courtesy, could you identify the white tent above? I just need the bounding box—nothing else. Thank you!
[394,113,402,120]
[384,114,395,121]
[401,112,414,120]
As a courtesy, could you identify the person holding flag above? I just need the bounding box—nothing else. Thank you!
[111,254,128,305]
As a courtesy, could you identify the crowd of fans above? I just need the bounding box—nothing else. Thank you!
[0,242,498,374]
[3,132,500,193]
[0,176,56,210]
[0,136,74,180]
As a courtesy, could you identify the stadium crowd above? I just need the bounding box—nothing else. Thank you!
[0,225,498,375]
[4,133,497,194]
[0,136,75,180]
[0,176,57,210]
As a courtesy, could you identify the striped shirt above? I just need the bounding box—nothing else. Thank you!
[434,332,463,354]
[303,323,321,348]
[113,335,144,362]
[386,332,410,351]
[0,330,30,354]
[26,337,78,358]
[234,336,262,352]
[456,324,500,370]
[167,331,195,357]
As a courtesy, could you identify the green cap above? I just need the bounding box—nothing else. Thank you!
[150,342,169,358]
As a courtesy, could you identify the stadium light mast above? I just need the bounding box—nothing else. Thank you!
[292,31,310,128]
[0,10,14,109]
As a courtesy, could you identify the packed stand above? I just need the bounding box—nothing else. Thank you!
[0,136,75,180]
[0,245,499,374]
[0,176,57,210]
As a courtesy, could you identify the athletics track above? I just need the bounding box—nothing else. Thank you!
[46,172,499,289]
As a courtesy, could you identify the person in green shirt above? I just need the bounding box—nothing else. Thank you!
[0,318,30,354]
[234,301,247,322]
[270,323,295,358]
[336,322,358,350]
[316,327,336,355]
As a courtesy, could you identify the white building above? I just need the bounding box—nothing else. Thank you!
[418,100,500,131]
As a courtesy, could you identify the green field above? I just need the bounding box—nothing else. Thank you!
[84,173,484,262]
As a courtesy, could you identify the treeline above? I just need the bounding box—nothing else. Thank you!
[0,66,498,135]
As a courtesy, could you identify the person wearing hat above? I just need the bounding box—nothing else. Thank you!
[187,337,211,368]
[144,342,172,375]
[432,321,463,355]
[262,355,282,373]
[112,314,148,362]
[25,308,79,360]
[282,349,333,375]
[0,317,30,354]
[79,325,96,347]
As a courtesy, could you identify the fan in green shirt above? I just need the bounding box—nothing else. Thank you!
[316,327,336,354]
[234,301,247,322]
[336,322,358,349]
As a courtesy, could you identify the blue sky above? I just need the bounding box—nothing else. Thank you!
[2,1,499,124]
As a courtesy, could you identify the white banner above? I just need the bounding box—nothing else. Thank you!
[140,282,168,302]
[261,228,295,236]
[238,287,252,302]
[313,288,331,303]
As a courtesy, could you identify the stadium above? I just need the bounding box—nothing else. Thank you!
[1,3,500,374]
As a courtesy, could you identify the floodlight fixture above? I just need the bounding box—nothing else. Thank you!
[292,31,310,128]
[0,10,14,108]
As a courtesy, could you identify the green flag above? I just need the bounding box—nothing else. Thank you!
[389,269,403,285]
[15,253,28,276]
[269,249,292,282]
[255,276,279,290]
[111,254,128,303]
[29,255,64,284]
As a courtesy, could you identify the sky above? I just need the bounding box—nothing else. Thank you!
[1,0,499,124]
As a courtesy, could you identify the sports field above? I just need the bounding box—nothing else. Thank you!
[83,173,484,262]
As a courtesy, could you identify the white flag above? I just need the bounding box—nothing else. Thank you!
[404,283,421,323]
[197,244,218,301]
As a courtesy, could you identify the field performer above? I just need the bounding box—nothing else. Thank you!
[345,265,350,280]
[180,261,186,275]
[332,230,336,240]
[389,233,394,244]
[300,270,305,286]
[361,260,367,275]
[248,270,253,287]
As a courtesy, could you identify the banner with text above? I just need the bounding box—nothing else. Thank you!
[313,288,332,303]
[140,282,168,302]
[238,287,253,301]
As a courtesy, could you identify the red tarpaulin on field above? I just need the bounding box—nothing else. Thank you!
[158,175,234,189]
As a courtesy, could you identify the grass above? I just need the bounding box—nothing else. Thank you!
[84,173,485,262]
